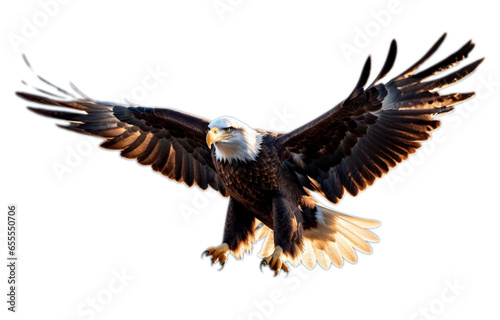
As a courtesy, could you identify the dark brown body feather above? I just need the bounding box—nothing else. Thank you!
[214,134,318,257]
[214,134,316,226]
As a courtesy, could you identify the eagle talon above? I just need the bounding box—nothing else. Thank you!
[259,260,268,272]
[260,246,289,276]
[218,262,226,271]
[202,243,230,269]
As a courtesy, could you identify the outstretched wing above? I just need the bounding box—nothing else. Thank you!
[277,34,482,204]
[17,86,228,197]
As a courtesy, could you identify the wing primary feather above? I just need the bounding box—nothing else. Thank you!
[22,54,77,99]
[368,39,397,88]
[56,124,102,137]
[27,107,86,121]
[400,40,475,86]
[17,92,87,110]
[69,82,98,102]
[347,56,371,100]
[404,58,484,93]
[20,80,66,98]
[393,33,447,80]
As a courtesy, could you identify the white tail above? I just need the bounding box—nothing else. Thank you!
[255,205,380,269]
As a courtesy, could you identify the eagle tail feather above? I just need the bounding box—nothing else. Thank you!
[255,206,380,270]
[299,205,380,269]
[257,228,275,258]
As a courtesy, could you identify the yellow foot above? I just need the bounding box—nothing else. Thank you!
[202,243,230,270]
[260,246,289,276]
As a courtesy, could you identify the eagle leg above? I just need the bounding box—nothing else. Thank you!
[221,197,257,259]
[260,246,289,276]
[202,243,229,269]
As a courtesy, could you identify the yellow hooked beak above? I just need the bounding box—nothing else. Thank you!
[206,127,232,148]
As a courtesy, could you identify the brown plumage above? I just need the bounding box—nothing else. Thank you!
[20,91,229,196]
[277,34,481,204]
[17,33,482,275]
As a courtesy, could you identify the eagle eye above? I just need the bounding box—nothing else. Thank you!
[222,127,233,133]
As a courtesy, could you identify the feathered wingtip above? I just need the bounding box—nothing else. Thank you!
[392,33,483,90]
[347,33,484,101]
[347,38,397,100]
[20,54,77,99]
[347,55,371,100]
[18,54,99,106]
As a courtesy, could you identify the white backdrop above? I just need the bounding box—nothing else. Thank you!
[1,1,499,319]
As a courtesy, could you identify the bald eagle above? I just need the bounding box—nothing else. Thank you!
[18,34,482,275]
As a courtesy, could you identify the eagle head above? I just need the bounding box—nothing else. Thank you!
[206,117,263,163]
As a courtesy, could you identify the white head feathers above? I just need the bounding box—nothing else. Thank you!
[208,117,263,164]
